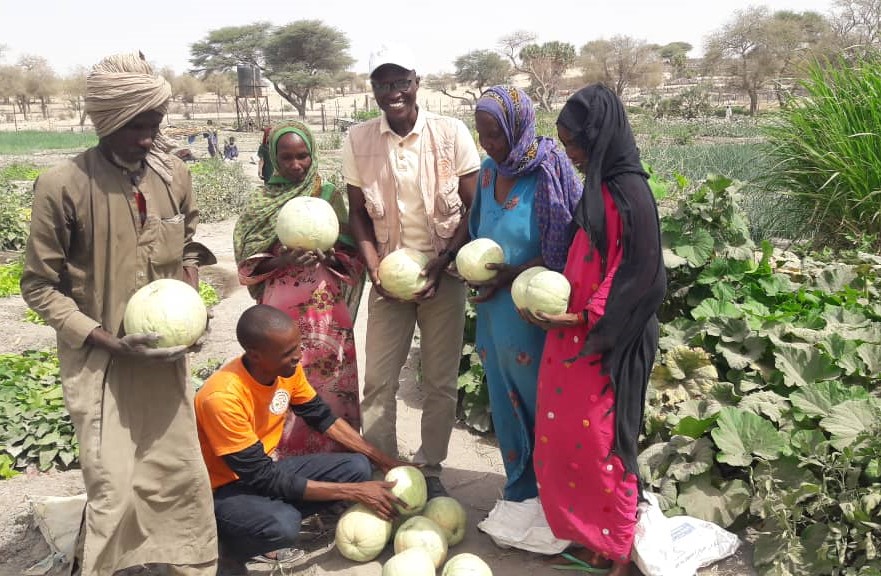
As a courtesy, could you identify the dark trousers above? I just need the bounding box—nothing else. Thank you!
[213,453,371,560]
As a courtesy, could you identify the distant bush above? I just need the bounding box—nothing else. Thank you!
[190,158,251,223]
[352,109,381,122]
[0,163,42,181]
[0,180,33,251]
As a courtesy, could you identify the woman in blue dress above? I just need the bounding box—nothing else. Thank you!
[468,86,583,501]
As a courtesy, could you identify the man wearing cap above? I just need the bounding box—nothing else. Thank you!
[342,43,481,498]
[21,52,217,576]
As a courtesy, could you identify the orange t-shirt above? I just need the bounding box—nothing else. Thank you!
[195,356,317,489]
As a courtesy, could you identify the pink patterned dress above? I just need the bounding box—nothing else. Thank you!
[533,184,637,563]
[239,245,362,457]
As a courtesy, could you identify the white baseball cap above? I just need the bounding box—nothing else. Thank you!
[368,43,417,77]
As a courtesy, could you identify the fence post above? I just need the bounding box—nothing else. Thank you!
[321,104,326,132]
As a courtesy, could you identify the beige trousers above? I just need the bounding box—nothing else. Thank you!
[361,273,467,476]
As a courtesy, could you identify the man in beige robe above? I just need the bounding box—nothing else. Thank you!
[20,53,217,576]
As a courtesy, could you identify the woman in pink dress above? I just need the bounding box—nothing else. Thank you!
[524,85,666,575]
[233,121,365,457]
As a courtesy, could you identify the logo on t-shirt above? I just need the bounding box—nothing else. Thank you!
[269,389,290,415]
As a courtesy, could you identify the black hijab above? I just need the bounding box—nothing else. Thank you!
[557,84,648,262]
[557,84,667,478]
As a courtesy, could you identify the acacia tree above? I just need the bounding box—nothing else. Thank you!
[203,72,235,102]
[190,23,270,73]
[263,21,353,118]
[0,65,24,116]
[499,31,575,111]
[422,73,475,109]
[830,0,881,53]
[658,42,693,78]
[190,20,352,119]
[450,50,511,105]
[765,11,835,103]
[61,66,88,125]
[173,74,205,117]
[580,36,664,97]
[19,55,57,119]
[705,7,834,114]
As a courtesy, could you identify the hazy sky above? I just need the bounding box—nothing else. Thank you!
[0,0,837,76]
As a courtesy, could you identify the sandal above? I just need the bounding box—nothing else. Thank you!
[550,552,611,574]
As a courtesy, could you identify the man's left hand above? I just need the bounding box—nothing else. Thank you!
[413,256,450,301]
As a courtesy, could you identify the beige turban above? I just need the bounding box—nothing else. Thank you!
[85,52,175,181]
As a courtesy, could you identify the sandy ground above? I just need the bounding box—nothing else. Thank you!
[0,153,755,575]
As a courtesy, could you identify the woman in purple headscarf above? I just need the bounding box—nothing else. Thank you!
[467,85,582,501]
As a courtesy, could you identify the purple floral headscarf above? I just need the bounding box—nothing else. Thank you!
[475,86,583,271]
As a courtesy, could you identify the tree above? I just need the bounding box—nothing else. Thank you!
[190,20,352,120]
[203,72,235,102]
[61,66,88,125]
[419,73,473,109]
[764,11,835,103]
[830,0,881,53]
[705,7,835,115]
[190,23,270,73]
[173,74,204,118]
[579,36,664,97]
[658,41,693,78]
[262,21,354,119]
[499,31,575,111]
[331,71,362,96]
[19,55,57,119]
[0,65,24,114]
[453,50,511,99]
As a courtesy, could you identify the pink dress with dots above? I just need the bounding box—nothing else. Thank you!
[533,184,637,563]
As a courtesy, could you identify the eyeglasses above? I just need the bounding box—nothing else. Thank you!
[371,78,414,96]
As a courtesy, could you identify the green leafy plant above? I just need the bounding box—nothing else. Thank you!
[318,132,342,151]
[0,260,23,297]
[0,163,42,181]
[457,299,492,433]
[642,173,881,574]
[190,358,223,391]
[198,280,220,307]
[24,308,45,325]
[190,158,251,223]
[352,109,381,122]
[0,180,33,251]
[0,350,78,476]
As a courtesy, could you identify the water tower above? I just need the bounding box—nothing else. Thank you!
[235,64,270,131]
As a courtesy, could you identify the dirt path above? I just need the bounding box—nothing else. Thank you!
[0,216,754,576]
